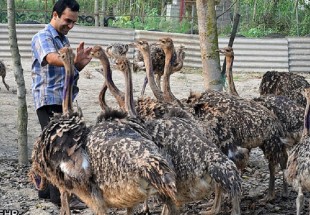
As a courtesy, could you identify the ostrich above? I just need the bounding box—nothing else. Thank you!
[286,87,310,215]
[112,55,242,215]
[132,42,185,95]
[259,70,310,107]
[29,47,97,215]
[211,47,304,200]
[0,60,10,91]
[219,46,305,146]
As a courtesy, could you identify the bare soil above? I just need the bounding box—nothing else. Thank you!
[0,58,309,215]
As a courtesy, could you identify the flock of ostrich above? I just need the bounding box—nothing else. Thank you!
[2,36,309,215]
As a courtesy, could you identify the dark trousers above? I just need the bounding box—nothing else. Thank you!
[36,104,62,204]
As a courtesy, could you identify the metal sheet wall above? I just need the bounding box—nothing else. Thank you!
[0,24,309,73]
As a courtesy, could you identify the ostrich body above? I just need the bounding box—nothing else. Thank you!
[144,110,242,215]
[105,42,129,62]
[113,54,242,215]
[286,87,310,215]
[254,95,304,147]
[259,71,310,107]
[29,47,97,215]
[0,60,10,91]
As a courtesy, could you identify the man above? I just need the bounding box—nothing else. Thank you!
[31,0,91,208]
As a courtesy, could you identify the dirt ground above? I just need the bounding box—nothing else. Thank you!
[0,57,309,215]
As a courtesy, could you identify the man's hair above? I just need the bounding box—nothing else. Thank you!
[53,0,80,17]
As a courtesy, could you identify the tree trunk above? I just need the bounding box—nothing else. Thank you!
[7,0,28,165]
[252,0,257,22]
[94,0,99,26]
[196,0,222,91]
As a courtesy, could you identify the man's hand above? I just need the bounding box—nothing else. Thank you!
[74,42,92,71]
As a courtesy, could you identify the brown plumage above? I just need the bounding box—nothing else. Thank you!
[254,95,304,147]
[259,71,310,107]
[105,42,129,61]
[29,47,94,215]
[113,54,242,215]
[195,47,298,202]
[86,52,177,214]
[0,60,10,91]
[286,87,310,215]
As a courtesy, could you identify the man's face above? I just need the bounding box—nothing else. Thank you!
[52,7,78,35]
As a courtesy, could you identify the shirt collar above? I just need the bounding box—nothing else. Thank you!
[46,23,61,39]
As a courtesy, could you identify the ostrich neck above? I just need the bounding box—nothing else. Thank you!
[142,51,164,101]
[172,52,184,72]
[98,81,109,112]
[123,65,137,117]
[99,57,125,110]
[163,47,181,104]
[303,100,310,136]
[226,56,239,96]
[62,61,74,115]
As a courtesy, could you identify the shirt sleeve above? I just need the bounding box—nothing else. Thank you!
[32,32,57,67]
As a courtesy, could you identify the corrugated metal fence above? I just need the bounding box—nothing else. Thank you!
[0,24,310,73]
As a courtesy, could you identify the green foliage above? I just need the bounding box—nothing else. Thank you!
[1,0,309,37]
[240,27,275,37]
[112,16,134,29]
[111,7,192,33]
[236,0,310,37]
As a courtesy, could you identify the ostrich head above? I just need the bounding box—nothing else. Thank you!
[90,45,109,62]
[28,164,48,190]
[157,37,174,57]
[131,40,150,53]
[217,46,234,58]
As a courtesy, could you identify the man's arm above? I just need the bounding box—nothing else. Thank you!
[45,52,65,67]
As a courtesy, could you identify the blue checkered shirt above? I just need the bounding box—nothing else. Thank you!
[31,24,79,110]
